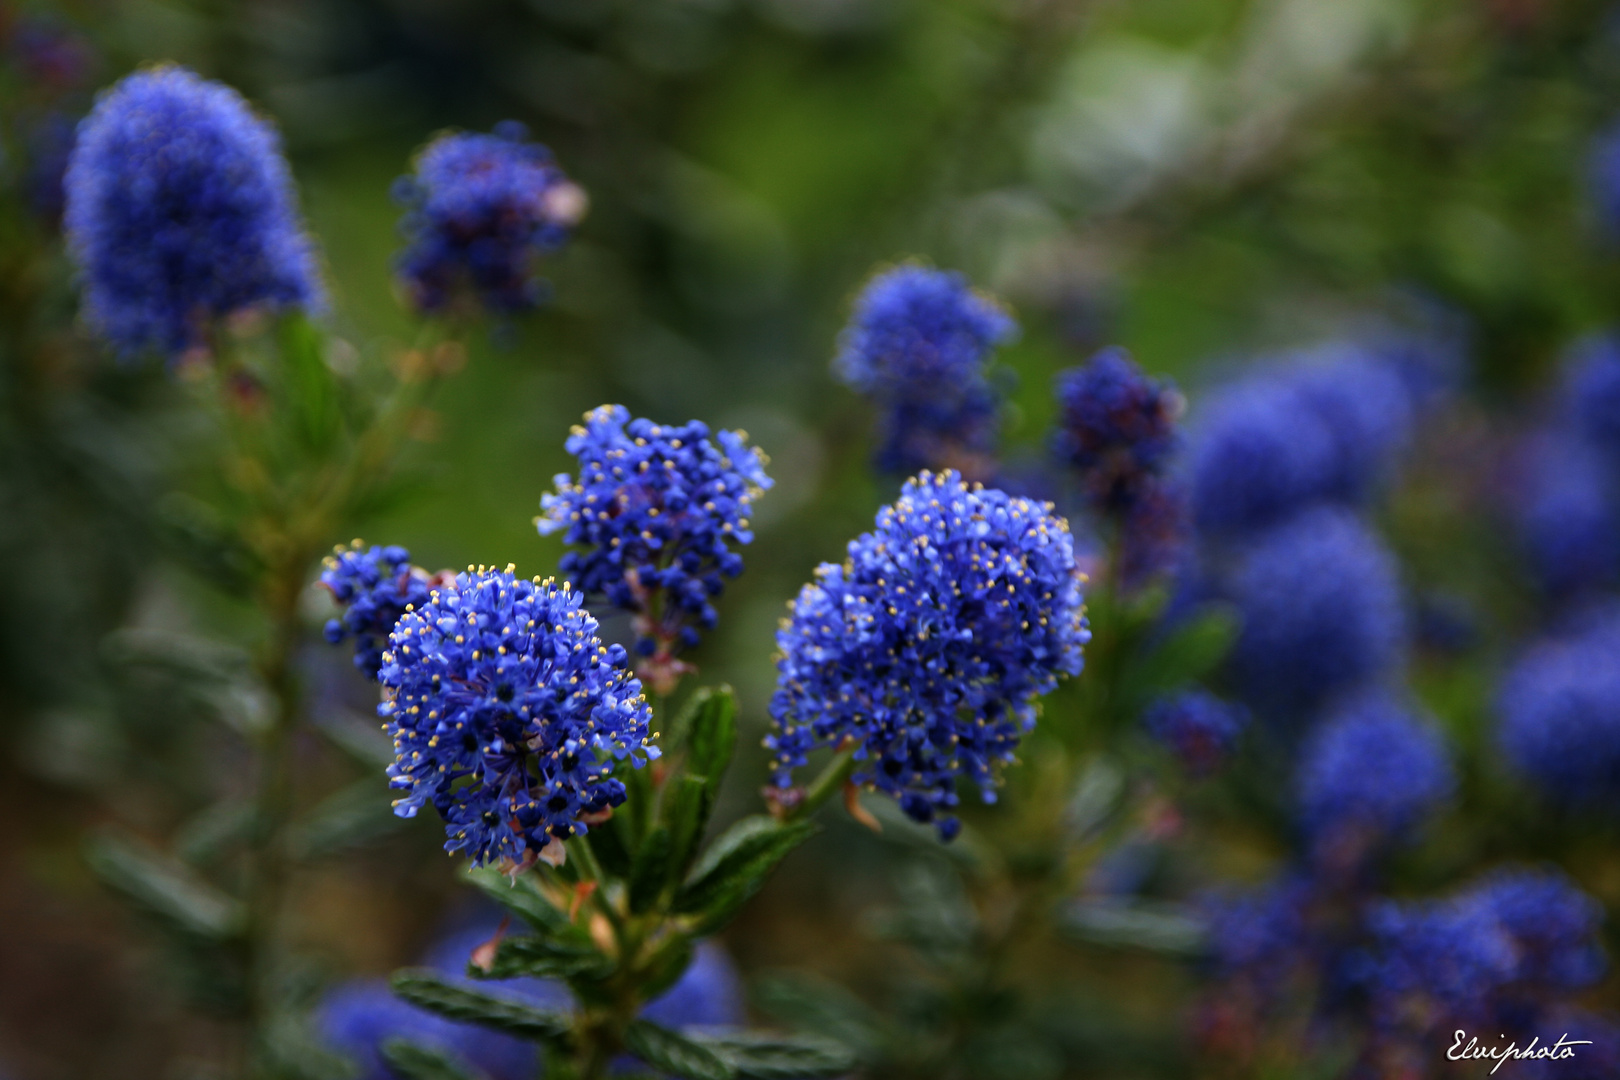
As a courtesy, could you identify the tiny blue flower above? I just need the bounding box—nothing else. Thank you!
[63,66,323,359]
[537,405,771,692]
[1050,346,1181,511]
[1295,691,1453,864]
[1143,689,1248,777]
[321,543,443,681]
[1226,507,1405,722]
[767,470,1088,839]
[380,568,657,866]
[835,264,1016,475]
[1498,611,1620,805]
[395,123,585,315]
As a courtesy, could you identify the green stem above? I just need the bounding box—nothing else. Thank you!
[785,747,858,822]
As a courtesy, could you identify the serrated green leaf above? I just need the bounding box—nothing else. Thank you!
[288,779,404,860]
[693,1031,857,1080]
[624,1020,734,1080]
[685,686,736,802]
[1059,898,1206,956]
[463,866,572,935]
[628,827,674,914]
[469,935,612,981]
[675,817,818,916]
[86,832,245,940]
[390,969,572,1043]
[751,973,882,1059]
[379,1038,486,1080]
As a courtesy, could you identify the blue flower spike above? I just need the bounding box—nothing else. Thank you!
[380,565,658,868]
[538,404,772,695]
[63,65,323,360]
[767,470,1089,840]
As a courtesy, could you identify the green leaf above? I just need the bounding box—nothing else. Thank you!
[624,1020,734,1080]
[1115,605,1240,720]
[462,866,572,935]
[288,779,404,860]
[628,826,674,914]
[751,973,882,1060]
[1058,898,1206,956]
[390,969,572,1043]
[663,774,715,882]
[153,493,261,597]
[636,933,694,1001]
[684,686,737,803]
[469,935,613,981]
[693,1031,857,1080]
[86,832,245,940]
[379,1038,487,1080]
[1063,758,1125,842]
[675,817,818,917]
[175,800,257,867]
[277,313,342,454]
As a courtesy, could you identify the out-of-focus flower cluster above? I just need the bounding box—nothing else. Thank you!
[767,469,1089,838]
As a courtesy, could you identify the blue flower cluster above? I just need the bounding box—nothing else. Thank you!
[537,405,771,689]
[1498,610,1620,805]
[63,66,323,359]
[1050,347,1181,511]
[1294,692,1453,865]
[394,123,585,315]
[380,568,657,865]
[1187,344,1414,539]
[767,470,1089,839]
[834,265,1016,475]
[321,543,442,680]
[1143,690,1248,777]
[1226,507,1405,723]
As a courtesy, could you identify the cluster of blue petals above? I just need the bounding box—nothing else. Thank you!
[537,404,771,656]
[321,543,436,680]
[1498,610,1620,804]
[63,66,323,358]
[1051,347,1180,510]
[1187,345,1414,539]
[380,568,657,865]
[1227,507,1405,722]
[1513,432,1619,597]
[1143,689,1248,777]
[1295,692,1453,862]
[767,470,1088,839]
[395,123,583,314]
[834,265,1016,474]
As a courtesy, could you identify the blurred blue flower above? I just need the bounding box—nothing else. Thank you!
[834,264,1015,475]
[1143,689,1248,777]
[640,940,745,1031]
[1227,507,1405,722]
[537,404,771,689]
[1117,477,1190,588]
[767,470,1088,839]
[1464,868,1607,993]
[1512,431,1618,597]
[395,122,585,314]
[1202,876,1313,988]
[1498,612,1620,805]
[1049,346,1181,512]
[1357,894,1520,1034]
[380,568,657,866]
[1562,334,1620,461]
[1187,348,1413,538]
[63,66,323,359]
[1295,692,1453,864]
[321,543,441,680]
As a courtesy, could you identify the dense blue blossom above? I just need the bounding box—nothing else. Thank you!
[395,123,585,314]
[321,543,444,680]
[834,265,1016,475]
[63,66,322,358]
[1356,895,1520,1033]
[1562,334,1620,460]
[1464,868,1607,993]
[1227,507,1405,722]
[380,568,657,865]
[537,405,771,689]
[1050,347,1181,511]
[1143,689,1248,777]
[1295,692,1453,863]
[1512,432,1618,596]
[1499,613,1620,804]
[767,470,1088,838]
[1187,348,1413,538]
